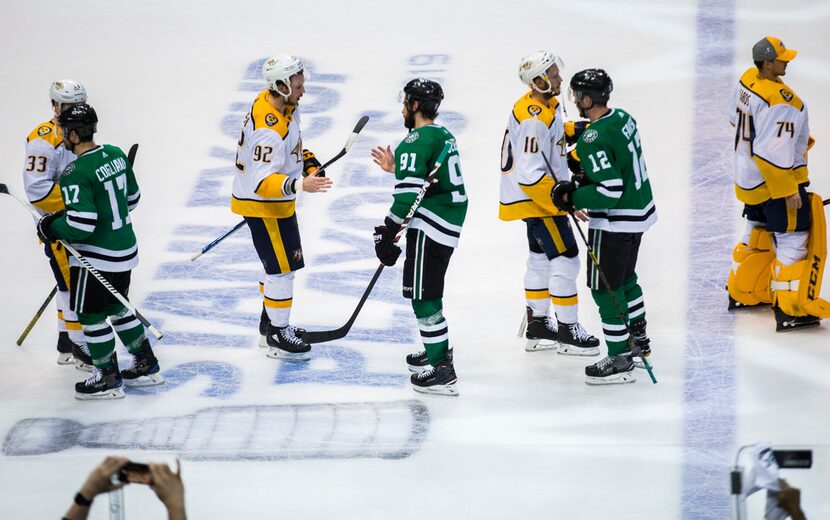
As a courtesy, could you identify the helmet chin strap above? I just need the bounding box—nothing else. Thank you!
[531,75,553,94]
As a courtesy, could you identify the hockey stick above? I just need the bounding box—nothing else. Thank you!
[0,183,163,340]
[516,310,528,338]
[16,285,58,346]
[127,143,138,166]
[301,141,453,344]
[190,116,370,261]
[540,149,657,384]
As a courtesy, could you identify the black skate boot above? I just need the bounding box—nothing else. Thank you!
[121,340,165,387]
[266,323,311,361]
[585,352,636,385]
[75,354,124,400]
[629,319,651,357]
[524,307,559,352]
[259,307,305,348]
[556,322,600,356]
[773,306,821,332]
[56,331,76,365]
[407,349,453,373]
[411,361,458,396]
[72,342,93,373]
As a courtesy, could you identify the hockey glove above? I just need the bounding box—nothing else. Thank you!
[36,209,65,243]
[566,149,582,175]
[564,120,589,146]
[551,181,576,213]
[302,149,322,177]
[373,217,402,267]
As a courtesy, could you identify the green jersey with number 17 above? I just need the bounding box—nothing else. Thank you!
[573,108,657,233]
[388,125,468,247]
[50,144,140,272]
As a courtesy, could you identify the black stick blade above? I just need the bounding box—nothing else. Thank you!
[353,115,370,133]
[0,183,9,194]
[127,143,139,166]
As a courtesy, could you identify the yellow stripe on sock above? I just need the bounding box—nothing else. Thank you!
[264,296,293,309]
[525,289,549,300]
[65,320,83,331]
[551,294,578,306]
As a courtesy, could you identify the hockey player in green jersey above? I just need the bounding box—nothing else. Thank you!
[36,104,163,400]
[370,78,468,396]
[552,69,657,385]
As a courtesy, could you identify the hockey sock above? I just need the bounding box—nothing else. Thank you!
[524,252,550,317]
[550,254,579,324]
[264,272,294,327]
[622,274,646,323]
[412,299,450,366]
[591,288,629,356]
[79,318,116,368]
[110,310,147,353]
[57,290,85,345]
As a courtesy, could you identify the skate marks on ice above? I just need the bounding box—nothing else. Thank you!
[3,400,430,461]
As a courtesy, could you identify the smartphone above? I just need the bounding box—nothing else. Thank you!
[118,462,152,484]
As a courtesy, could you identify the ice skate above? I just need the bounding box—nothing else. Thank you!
[411,362,458,396]
[259,308,305,348]
[72,342,93,373]
[75,355,124,400]
[406,350,430,373]
[774,306,821,332]
[556,322,600,356]
[266,323,311,361]
[121,340,164,387]
[585,353,636,385]
[56,331,76,365]
[524,308,559,352]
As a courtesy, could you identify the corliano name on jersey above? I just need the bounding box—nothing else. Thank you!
[95,157,128,182]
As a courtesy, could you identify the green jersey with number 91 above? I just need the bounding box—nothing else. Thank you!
[573,108,657,233]
[389,125,468,247]
[50,144,140,272]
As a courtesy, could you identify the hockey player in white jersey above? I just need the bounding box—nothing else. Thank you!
[22,80,92,370]
[231,56,332,360]
[727,37,830,330]
[499,51,599,355]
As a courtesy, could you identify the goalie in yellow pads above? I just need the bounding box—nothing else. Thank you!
[727,36,829,331]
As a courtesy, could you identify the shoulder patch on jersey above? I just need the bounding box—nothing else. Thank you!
[780,88,793,103]
[61,163,75,177]
[513,93,555,127]
[265,113,278,127]
[405,132,420,144]
[528,105,542,116]
[37,125,52,137]
[582,128,599,143]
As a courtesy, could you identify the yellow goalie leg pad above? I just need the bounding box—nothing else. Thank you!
[727,227,774,305]
[772,194,830,317]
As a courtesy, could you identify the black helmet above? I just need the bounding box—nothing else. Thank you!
[569,69,613,105]
[58,103,98,140]
[402,78,444,119]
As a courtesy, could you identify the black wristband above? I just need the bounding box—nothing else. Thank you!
[74,491,93,507]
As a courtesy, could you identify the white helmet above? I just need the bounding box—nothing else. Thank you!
[49,79,87,104]
[262,55,307,98]
[518,51,564,94]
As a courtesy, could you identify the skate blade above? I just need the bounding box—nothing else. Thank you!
[75,387,126,400]
[266,348,311,361]
[123,373,165,387]
[585,371,636,386]
[57,353,74,365]
[74,360,94,373]
[258,334,269,348]
[412,383,459,396]
[776,320,821,333]
[408,364,430,374]
[525,339,559,352]
[556,344,600,357]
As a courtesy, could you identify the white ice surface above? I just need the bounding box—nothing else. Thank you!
[0,0,829,518]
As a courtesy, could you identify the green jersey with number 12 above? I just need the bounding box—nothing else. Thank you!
[50,144,140,272]
[388,125,468,248]
[573,108,657,233]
